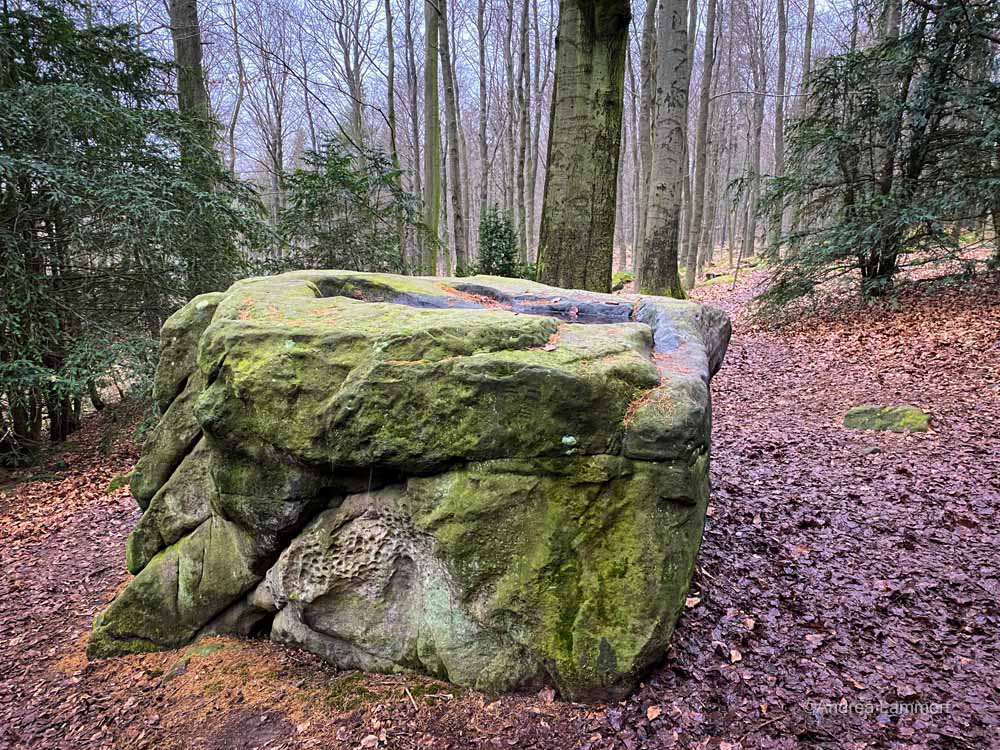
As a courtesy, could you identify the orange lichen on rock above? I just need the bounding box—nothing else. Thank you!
[310,307,339,327]
[237,296,258,321]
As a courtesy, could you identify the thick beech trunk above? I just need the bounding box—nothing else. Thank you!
[537,0,630,292]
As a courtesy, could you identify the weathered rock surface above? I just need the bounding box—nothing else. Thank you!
[88,271,730,701]
[843,404,930,432]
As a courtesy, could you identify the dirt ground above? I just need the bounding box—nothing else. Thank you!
[2,269,998,749]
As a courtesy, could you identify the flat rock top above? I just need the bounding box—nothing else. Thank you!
[163,271,731,472]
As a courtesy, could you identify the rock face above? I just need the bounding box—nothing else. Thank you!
[843,405,930,432]
[88,271,730,701]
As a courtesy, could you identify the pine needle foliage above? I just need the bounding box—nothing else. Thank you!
[759,0,1000,311]
[0,0,260,460]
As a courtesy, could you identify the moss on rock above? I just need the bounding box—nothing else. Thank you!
[843,404,930,432]
[89,271,730,702]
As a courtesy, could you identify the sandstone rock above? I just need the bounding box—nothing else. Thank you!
[843,404,930,432]
[88,271,730,701]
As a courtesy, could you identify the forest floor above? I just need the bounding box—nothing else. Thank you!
[2,266,998,750]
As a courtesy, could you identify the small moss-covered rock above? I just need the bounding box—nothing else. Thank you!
[105,472,132,495]
[89,271,730,702]
[843,405,930,432]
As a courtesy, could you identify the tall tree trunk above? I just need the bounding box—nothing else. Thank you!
[403,0,423,267]
[683,0,717,288]
[626,42,641,267]
[477,0,490,227]
[460,123,473,256]
[537,0,631,292]
[787,0,814,250]
[226,0,246,173]
[423,0,442,274]
[168,0,213,164]
[516,0,531,261]
[637,0,688,297]
[766,0,787,257]
[698,133,721,272]
[385,0,400,174]
[615,113,628,255]
[504,0,516,217]
[384,0,406,268]
[850,0,860,52]
[636,0,657,278]
[438,0,467,271]
[741,20,766,262]
[526,0,544,257]
[299,35,318,153]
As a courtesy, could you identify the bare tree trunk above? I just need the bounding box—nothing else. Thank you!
[787,0,815,249]
[385,0,400,174]
[504,0,516,217]
[168,0,213,167]
[526,0,543,257]
[441,135,451,273]
[423,0,442,273]
[741,11,766,262]
[298,34,317,153]
[626,41,641,268]
[477,0,490,228]
[615,113,628,256]
[403,0,423,267]
[766,0,787,257]
[698,122,721,272]
[537,0,631,292]
[636,0,657,278]
[384,0,406,268]
[460,123,473,257]
[683,0,717,288]
[850,0,859,52]
[515,0,530,261]
[678,0,696,265]
[226,0,246,173]
[637,0,688,297]
[438,0,467,271]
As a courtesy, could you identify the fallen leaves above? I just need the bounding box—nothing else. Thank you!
[2,269,998,749]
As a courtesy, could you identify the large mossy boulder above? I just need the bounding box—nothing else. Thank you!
[88,271,731,702]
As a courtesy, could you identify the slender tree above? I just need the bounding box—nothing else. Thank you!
[477,0,490,224]
[637,0,689,297]
[683,0,718,287]
[636,0,658,277]
[403,0,423,267]
[438,0,467,271]
[422,0,442,273]
[766,0,787,257]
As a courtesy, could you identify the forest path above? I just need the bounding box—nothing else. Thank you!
[1,271,998,749]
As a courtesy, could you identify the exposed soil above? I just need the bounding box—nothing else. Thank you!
[2,269,998,749]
